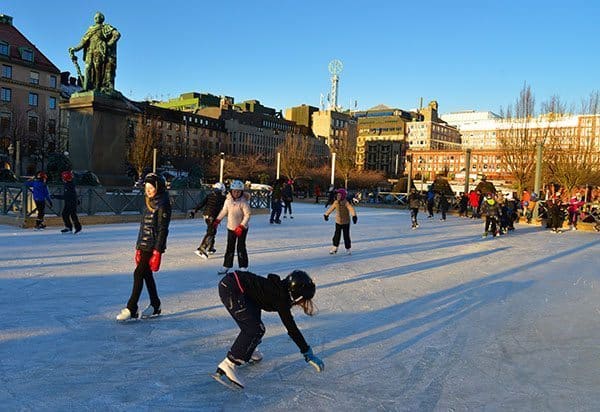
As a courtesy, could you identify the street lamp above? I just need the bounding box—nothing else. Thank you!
[330,152,336,186]
[219,152,225,183]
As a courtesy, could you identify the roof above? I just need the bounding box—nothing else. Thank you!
[0,17,60,74]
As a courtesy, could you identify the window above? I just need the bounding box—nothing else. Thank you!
[30,71,39,84]
[28,116,38,133]
[48,119,56,134]
[20,48,33,62]
[49,75,57,88]
[1,88,11,102]
[28,92,38,106]
[1,65,11,78]
[0,41,8,56]
[49,97,56,110]
[0,113,10,133]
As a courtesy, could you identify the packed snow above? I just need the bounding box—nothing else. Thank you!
[1,202,599,411]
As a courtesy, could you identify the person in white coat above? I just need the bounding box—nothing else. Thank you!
[214,180,251,274]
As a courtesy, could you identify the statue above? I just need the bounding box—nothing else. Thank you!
[69,12,121,94]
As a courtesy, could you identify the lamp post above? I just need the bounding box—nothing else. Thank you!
[330,152,336,186]
[406,155,413,193]
[276,152,281,180]
[219,152,225,183]
[464,148,472,194]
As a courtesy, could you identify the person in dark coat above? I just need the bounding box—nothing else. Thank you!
[282,179,294,219]
[269,178,284,224]
[547,198,565,233]
[438,194,450,221]
[474,175,496,197]
[26,171,53,230]
[324,185,336,207]
[480,193,501,237]
[51,170,82,234]
[190,182,226,258]
[426,186,435,218]
[408,188,422,229]
[214,270,323,389]
[117,173,171,321]
[458,192,469,217]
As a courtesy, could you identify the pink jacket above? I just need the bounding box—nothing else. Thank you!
[216,193,251,230]
[567,197,584,213]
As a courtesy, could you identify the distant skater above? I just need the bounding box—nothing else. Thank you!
[324,188,357,255]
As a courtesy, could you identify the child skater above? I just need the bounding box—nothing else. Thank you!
[407,188,421,229]
[26,171,53,230]
[52,170,82,234]
[324,188,357,255]
[117,173,171,321]
[213,269,324,389]
[214,180,251,274]
[189,182,226,258]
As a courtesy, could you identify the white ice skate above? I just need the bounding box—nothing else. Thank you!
[116,308,139,321]
[141,304,161,318]
[212,358,244,389]
[329,246,338,255]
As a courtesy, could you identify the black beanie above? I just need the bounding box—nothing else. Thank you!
[144,173,166,193]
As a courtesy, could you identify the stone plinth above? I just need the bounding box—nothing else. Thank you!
[61,91,137,186]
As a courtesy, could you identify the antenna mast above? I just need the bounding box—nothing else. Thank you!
[328,59,343,111]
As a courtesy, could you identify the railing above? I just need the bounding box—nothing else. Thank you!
[0,183,271,217]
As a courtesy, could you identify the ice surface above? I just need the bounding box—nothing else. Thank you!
[1,203,599,411]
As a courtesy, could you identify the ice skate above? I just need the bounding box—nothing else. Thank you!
[482,232,488,238]
[238,267,248,272]
[329,246,338,254]
[217,267,230,275]
[346,249,352,255]
[194,248,208,259]
[208,248,216,255]
[212,358,244,389]
[61,228,72,234]
[141,304,161,319]
[249,348,263,363]
[116,308,139,322]
[73,227,82,235]
[290,215,294,219]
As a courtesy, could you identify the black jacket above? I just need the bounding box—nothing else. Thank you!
[193,190,226,218]
[408,192,421,209]
[53,181,78,206]
[136,191,172,253]
[234,271,309,353]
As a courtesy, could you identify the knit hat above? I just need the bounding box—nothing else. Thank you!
[144,173,166,193]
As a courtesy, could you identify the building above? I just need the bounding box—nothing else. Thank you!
[154,92,228,112]
[407,101,461,151]
[441,110,503,149]
[0,14,61,175]
[284,104,319,129]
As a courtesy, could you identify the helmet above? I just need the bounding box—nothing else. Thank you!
[61,170,74,182]
[336,188,347,199]
[286,270,315,302]
[144,172,166,193]
[213,182,225,193]
[37,171,47,180]
[230,180,244,191]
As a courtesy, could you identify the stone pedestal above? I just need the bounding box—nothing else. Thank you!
[60,91,138,186]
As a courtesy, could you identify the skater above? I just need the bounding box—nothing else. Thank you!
[480,193,501,237]
[51,170,82,234]
[324,185,336,208]
[547,198,564,233]
[567,193,585,230]
[214,180,251,274]
[408,188,421,229]
[116,173,171,321]
[282,179,294,219]
[458,192,469,217]
[269,178,284,224]
[324,188,357,255]
[26,171,53,230]
[468,190,480,219]
[314,185,321,204]
[438,193,450,221]
[214,269,323,389]
[189,182,226,258]
[426,186,435,218]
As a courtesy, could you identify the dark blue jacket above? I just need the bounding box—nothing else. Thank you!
[26,179,51,202]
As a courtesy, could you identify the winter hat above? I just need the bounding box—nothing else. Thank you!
[144,173,166,193]
[336,188,347,199]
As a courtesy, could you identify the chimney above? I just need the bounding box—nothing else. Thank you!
[0,14,14,25]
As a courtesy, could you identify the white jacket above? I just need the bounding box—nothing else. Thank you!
[216,192,251,230]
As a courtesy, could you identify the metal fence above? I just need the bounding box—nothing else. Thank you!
[0,183,271,218]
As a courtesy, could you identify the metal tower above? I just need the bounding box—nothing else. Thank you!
[328,59,343,111]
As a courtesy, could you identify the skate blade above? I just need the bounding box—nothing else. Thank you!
[210,372,244,390]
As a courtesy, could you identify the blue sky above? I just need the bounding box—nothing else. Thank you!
[3,0,599,115]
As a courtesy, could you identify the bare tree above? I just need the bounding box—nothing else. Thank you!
[331,135,357,189]
[278,134,313,181]
[128,114,160,178]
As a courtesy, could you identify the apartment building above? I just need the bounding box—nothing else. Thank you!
[0,14,61,174]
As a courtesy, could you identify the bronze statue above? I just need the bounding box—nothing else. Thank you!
[69,12,121,93]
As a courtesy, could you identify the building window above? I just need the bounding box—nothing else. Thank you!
[0,113,10,133]
[48,119,56,134]
[30,71,39,84]
[1,65,11,78]
[28,116,38,133]
[49,97,56,110]
[28,92,38,106]
[20,48,34,62]
[49,75,57,88]
[0,41,8,56]
[1,87,11,102]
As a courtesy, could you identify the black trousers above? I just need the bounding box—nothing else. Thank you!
[410,207,419,225]
[224,228,248,269]
[127,251,160,313]
[427,200,434,217]
[484,216,498,234]
[199,216,217,250]
[283,199,292,215]
[270,200,282,222]
[62,202,81,231]
[332,223,351,249]
[34,200,46,225]
[219,273,265,363]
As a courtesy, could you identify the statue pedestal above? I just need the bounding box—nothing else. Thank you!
[61,91,137,186]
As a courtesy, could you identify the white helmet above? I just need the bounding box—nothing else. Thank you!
[230,180,244,191]
[213,182,225,192]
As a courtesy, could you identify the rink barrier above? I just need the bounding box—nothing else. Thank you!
[0,183,270,228]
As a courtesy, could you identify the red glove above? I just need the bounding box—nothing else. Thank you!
[234,224,245,238]
[213,219,221,229]
[149,249,162,272]
[134,249,142,265]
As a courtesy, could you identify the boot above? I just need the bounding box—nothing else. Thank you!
[216,357,244,388]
